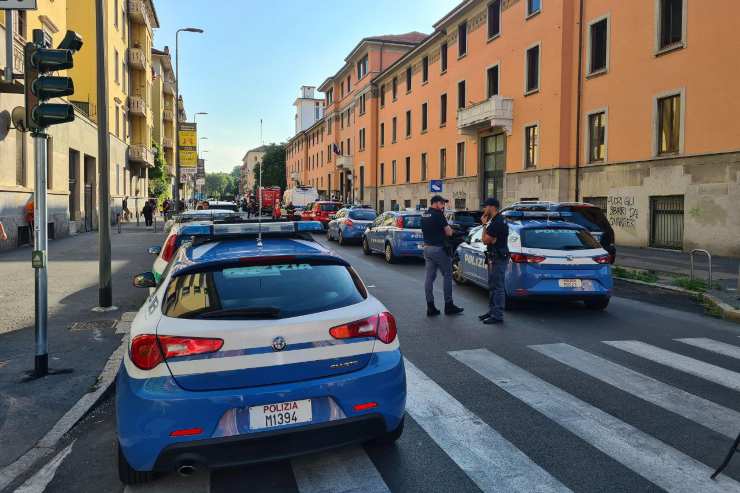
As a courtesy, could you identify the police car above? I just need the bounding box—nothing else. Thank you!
[327,207,378,245]
[453,212,613,309]
[362,211,424,263]
[118,221,406,484]
[149,221,216,282]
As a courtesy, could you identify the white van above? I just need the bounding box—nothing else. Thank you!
[283,186,319,208]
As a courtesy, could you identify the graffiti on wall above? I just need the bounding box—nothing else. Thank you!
[607,195,639,229]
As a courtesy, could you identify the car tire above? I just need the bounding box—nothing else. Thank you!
[338,231,346,246]
[370,416,405,445]
[362,238,371,255]
[118,443,154,485]
[584,296,610,310]
[452,256,466,285]
[384,243,396,264]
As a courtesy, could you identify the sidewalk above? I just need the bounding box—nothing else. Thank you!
[0,223,164,474]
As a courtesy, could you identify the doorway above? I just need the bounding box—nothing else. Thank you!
[83,155,96,231]
[68,149,80,220]
[481,133,506,202]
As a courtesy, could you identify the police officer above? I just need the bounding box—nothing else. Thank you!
[480,198,509,324]
[421,195,464,317]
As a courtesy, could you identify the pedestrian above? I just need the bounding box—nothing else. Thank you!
[142,201,153,227]
[480,198,509,325]
[421,195,463,316]
[0,220,7,241]
[286,202,296,220]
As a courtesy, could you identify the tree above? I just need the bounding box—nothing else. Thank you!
[148,143,171,202]
[252,143,286,192]
[204,172,232,199]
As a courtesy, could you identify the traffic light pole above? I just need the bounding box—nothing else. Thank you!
[33,131,49,377]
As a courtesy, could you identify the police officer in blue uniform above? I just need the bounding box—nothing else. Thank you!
[421,195,464,317]
[480,198,509,324]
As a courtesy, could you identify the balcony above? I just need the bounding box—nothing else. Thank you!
[129,144,154,167]
[457,96,514,136]
[128,96,145,116]
[164,80,175,96]
[163,108,174,121]
[128,48,146,70]
[128,0,150,27]
[163,136,173,149]
[336,155,353,170]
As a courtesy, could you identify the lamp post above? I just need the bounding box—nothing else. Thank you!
[174,27,204,211]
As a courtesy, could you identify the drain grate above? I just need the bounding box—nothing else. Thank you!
[68,320,117,331]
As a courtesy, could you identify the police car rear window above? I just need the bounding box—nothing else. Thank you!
[402,215,422,228]
[521,228,601,251]
[162,263,366,320]
[349,210,376,220]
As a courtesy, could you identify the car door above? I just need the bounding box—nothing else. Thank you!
[328,209,343,238]
[460,226,487,285]
[365,214,384,252]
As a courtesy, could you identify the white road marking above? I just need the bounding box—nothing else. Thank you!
[450,348,740,493]
[404,358,571,493]
[604,340,740,391]
[675,337,740,360]
[13,441,75,493]
[530,343,740,439]
[123,470,209,493]
[292,446,390,493]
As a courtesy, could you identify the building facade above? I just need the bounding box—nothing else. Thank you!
[241,145,268,195]
[287,0,740,256]
[294,86,324,134]
[152,46,176,177]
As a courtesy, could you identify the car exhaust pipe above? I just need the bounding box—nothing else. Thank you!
[177,464,197,477]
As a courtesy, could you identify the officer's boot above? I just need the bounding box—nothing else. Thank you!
[427,302,441,317]
[445,301,464,315]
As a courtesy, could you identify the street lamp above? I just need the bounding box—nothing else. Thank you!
[174,27,204,211]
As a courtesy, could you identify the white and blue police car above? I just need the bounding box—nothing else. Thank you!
[117,221,406,484]
[453,211,613,309]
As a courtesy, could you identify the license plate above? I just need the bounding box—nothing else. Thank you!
[558,279,582,288]
[249,399,312,430]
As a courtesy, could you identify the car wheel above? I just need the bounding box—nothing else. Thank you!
[384,243,396,264]
[452,256,466,285]
[118,443,154,485]
[362,238,371,255]
[584,296,610,310]
[338,231,346,246]
[370,415,405,445]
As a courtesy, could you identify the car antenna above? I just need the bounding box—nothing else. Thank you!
[257,119,263,248]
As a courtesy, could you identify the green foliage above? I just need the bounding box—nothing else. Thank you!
[612,266,659,283]
[148,143,171,202]
[205,172,234,200]
[252,143,286,192]
[672,276,710,292]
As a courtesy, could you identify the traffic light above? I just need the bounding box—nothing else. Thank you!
[24,30,82,133]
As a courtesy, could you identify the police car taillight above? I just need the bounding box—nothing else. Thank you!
[593,255,611,264]
[329,312,397,344]
[395,217,405,228]
[510,253,546,264]
[161,234,178,262]
[130,334,224,370]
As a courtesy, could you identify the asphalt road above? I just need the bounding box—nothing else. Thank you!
[16,234,740,493]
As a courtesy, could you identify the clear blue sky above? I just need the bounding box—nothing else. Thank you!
[154,0,457,173]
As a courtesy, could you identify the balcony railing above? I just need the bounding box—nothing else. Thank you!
[128,47,145,70]
[162,136,173,149]
[163,80,175,96]
[336,155,353,169]
[163,108,174,121]
[129,144,154,167]
[128,96,145,116]
[128,0,150,27]
[457,96,514,135]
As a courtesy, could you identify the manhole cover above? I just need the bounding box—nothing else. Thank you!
[68,320,117,331]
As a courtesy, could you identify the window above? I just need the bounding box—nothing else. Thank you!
[391,200,398,211]
[454,198,467,210]
[589,18,608,74]
[328,117,332,134]
[422,56,429,83]
[404,200,411,210]
[457,80,466,109]
[380,122,385,147]
[346,138,351,155]
[392,160,397,184]
[658,0,684,51]
[327,88,333,104]
[488,0,501,39]
[380,163,385,185]
[359,93,366,115]
[406,66,412,92]
[440,42,448,72]
[379,200,385,212]
[588,112,606,162]
[458,22,467,57]
[421,103,428,132]
[114,50,119,83]
[405,110,412,137]
[405,156,411,182]
[487,65,499,98]
[357,54,368,79]
[525,124,539,167]
[380,84,386,107]
[456,142,465,176]
[421,152,428,181]
[657,94,681,155]
[439,148,447,178]
[359,166,365,201]
[115,106,120,137]
[114,0,119,28]
[440,93,447,125]
[359,128,366,151]
[527,0,541,17]
[346,75,351,93]
[525,44,540,93]
[392,117,397,143]
[392,77,398,100]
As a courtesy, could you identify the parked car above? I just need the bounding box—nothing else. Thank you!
[119,221,406,484]
[300,201,343,228]
[164,209,241,233]
[453,213,612,309]
[362,211,424,263]
[149,221,215,282]
[327,207,378,245]
[503,201,616,262]
[444,210,483,250]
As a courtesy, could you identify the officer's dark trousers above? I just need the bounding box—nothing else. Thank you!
[487,259,507,320]
[424,245,453,305]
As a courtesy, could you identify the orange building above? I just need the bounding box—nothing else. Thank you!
[287,0,740,256]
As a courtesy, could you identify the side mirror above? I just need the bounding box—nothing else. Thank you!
[133,272,157,288]
[147,246,161,255]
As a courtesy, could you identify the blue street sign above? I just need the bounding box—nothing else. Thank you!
[430,180,443,193]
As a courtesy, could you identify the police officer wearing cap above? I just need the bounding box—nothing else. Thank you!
[480,197,509,324]
[421,195,464,316]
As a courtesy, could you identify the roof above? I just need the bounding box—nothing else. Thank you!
[242,145,269,161]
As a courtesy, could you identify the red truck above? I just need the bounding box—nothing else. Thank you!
[259,187,282,215]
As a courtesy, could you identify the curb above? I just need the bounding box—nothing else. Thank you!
[614,276,740,323]
[0,312,135,492]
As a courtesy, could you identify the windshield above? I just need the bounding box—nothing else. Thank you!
[349,209,377,220]
[162,263,366,319]
[521,228,601,250]
[403,215,422,228]
[320,203,341,212]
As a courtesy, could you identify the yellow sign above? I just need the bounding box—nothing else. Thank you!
[178,122,198,167]
[180,149,198,167]
[179,129,197,147]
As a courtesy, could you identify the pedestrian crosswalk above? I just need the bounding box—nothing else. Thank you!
[97,336,740,492]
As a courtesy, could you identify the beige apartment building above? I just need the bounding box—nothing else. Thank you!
[152,46,176,176]
[287,0,740,256]
[241,145,268,195]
